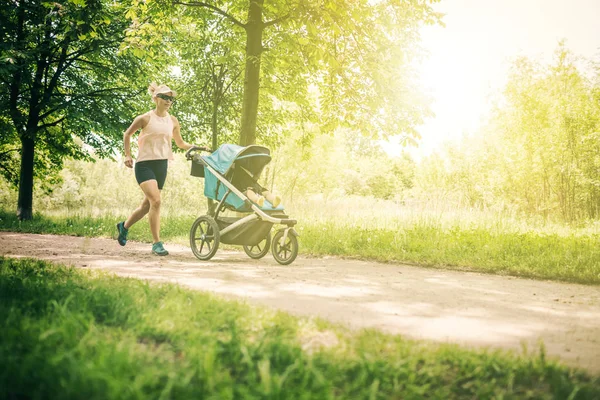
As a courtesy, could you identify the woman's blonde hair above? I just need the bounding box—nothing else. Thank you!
[147,82,177,98]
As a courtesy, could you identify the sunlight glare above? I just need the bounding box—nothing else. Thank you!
[383,0,600,161]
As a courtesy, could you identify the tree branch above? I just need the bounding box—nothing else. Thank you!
[172,1,246,28]
[264,13,289,27]
[43,42,69,107]
[0,162,19,184]
[39,87,126,120]
[0,147,20,158]
[39,116,66,130]
[9,3,26,134]
[223,69,242,94]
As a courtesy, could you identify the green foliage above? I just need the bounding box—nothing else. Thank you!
[414,43,600,222]
[174,18,245,148]
[496,45,600,221]
[0,0,143,159]
[30,154,208,218]
[268,128,416,201]
[123,0,441,147]
[1,257,598,399]
[293,0,439,139]
[0,0,152,218]
[0,119,19,185]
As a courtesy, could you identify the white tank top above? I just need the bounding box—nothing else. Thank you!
[136,110,174,162]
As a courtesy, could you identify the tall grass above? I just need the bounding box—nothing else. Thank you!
[2,202,600,284]
[2,257,599,399]
[292,196,600,284]
[292,194,600,236]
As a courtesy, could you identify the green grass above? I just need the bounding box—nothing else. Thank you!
[1,256,599,399]
[299,221,600,285]
[2,209,600,285]
[0,209,197,244]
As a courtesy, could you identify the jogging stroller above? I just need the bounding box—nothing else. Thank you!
[185,144,299,265]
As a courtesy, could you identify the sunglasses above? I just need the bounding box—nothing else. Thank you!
[156,93,176,102]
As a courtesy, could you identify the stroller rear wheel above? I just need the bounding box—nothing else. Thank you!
[243,231,271,259]
[272,229,298,265]
[190,215,220,260]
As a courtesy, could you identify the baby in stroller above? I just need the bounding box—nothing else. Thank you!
[245,187,281,208]
[235,167,282,208]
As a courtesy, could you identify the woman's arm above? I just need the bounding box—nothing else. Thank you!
[123,115,146,168]
[171,116,194,150]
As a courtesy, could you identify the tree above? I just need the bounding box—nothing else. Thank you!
[127,0,441,146]
[414,44,600,221]
[495,45,600,220]
[0,0,145,219]
[172,17,245,150]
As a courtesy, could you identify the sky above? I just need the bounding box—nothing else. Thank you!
[385,0,600,159]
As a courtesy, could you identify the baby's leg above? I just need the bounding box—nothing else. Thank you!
[261,190,281,207]
[245,187,265,206]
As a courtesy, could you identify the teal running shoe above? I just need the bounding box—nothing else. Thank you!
[152,241,169,256]
[116,221,128,246]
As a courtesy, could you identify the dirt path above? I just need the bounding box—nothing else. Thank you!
[1,232,599,373]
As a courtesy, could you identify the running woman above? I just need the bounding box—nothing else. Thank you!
[117,83,196,256]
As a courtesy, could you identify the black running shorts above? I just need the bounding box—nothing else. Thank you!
[134,159,168,189]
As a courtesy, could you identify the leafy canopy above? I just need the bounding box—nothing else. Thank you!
[122,0,442,147]
[0,0,148,187]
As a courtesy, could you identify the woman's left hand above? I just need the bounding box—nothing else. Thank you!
[124,156,133,168]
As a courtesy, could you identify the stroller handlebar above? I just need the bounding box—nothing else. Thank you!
[185,145,212,160]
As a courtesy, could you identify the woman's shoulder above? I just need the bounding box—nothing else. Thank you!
[169,114,179,126]
[135,111,152,125]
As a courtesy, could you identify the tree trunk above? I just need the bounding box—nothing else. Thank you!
[17,135,35,220]
[239,0,264,146]
[16,22,47,220]
[211,98,219,151]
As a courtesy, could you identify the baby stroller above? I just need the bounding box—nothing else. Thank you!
[185,144,299,265]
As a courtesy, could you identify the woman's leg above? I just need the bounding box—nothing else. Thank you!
[139,179,161,243]
[123,197,150,229]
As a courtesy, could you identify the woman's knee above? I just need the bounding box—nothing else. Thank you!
[148,196,161,209]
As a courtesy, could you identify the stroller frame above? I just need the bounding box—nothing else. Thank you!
[186,145,299,265]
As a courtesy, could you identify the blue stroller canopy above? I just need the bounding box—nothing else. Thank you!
[202,143,271,177]
[201,143,282,212]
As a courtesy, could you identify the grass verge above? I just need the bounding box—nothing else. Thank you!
[1,210,599,285]
[1,256,599,399]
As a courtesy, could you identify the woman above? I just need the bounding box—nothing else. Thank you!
[116,83,195,256]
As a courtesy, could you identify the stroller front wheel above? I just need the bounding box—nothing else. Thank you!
[272,229,298,265]
[190,215,220,261]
